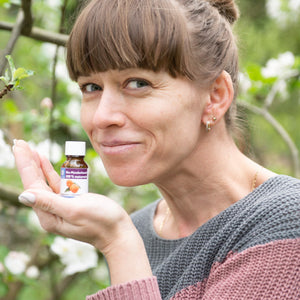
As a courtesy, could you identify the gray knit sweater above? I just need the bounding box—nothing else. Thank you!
[87,175,300,299]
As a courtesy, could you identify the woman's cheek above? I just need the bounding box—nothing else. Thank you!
[80,103,91,133]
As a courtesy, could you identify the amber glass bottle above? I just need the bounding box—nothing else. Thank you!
[60,141,88,197]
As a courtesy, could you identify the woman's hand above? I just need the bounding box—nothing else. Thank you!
[13,140,153,284]
[13,139,133,252]
[17,189,133,253]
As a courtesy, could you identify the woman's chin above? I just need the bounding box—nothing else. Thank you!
[106,169,151,187]
[110,177,146,187]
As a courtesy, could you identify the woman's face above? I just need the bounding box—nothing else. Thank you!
[78,69,209,186]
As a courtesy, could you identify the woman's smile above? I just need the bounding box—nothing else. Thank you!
[99,140,142,155]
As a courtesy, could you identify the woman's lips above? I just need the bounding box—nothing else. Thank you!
[100,141,141,155]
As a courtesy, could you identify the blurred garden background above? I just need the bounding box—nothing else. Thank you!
[0,0,300,299]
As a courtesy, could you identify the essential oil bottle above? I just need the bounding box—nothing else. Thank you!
[60,141,88,197]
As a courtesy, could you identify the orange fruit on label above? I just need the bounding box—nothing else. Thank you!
[66,180,73,187]
[70,183,79,193]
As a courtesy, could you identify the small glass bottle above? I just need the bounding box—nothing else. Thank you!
[60,141,88,197]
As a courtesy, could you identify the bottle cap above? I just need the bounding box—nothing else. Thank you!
[65,141,86,156]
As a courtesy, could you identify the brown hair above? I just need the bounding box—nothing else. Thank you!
[66,0,240,134]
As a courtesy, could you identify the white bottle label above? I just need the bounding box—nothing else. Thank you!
[60,167,88,197]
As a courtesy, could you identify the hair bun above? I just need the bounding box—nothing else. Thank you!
[208,0,240,24]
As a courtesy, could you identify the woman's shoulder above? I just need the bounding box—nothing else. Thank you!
[258,174,300,194]
[253,174,300,210]
[230,175,300,253]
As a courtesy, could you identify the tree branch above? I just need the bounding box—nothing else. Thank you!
[21,0,33,35]
[0,182,22,207]
[0,10,25,74]
[0,21,68,46]
[239,101,300,177]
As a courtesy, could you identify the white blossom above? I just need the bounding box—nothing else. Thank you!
[0,130,15,168]
[266,0,300,26]
[26,265,40,278]
[50,237,98,276]
[238,72,252,94]
[261,52,295,78]
[276,80,289,99]
[266,0,284,21]
[4,251,30,275]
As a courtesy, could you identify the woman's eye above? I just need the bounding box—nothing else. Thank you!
[80,83,102,93]
[126,79,150,89]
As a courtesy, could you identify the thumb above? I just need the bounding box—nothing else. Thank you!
[18,189,71,216]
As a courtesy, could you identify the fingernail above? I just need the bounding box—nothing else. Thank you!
[18,192,36,205]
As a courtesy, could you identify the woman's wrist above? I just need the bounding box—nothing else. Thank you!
[102,222,153,285]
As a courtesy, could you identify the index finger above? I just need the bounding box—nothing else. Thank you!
[13,140,51,191]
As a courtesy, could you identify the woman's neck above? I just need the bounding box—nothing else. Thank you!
[153,134,272,239]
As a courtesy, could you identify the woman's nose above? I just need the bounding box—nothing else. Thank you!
[92,90,126,129]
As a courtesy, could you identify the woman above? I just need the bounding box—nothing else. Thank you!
[14,0,300,299]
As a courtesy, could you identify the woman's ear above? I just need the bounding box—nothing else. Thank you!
[201,71,234,129]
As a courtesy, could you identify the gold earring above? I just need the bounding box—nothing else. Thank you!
[206,121,211,132]
[206,116,217,132]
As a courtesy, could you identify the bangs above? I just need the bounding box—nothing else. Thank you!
[66,0,193,81]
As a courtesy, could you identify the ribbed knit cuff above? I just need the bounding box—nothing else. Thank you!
[86,276,161,300]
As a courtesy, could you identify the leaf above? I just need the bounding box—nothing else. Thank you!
[0,69,11,85]
[14,85,24,90]
[4,68,9,80]
[5,55,16,75]
[0,76,8,86]
[13,68,34,82]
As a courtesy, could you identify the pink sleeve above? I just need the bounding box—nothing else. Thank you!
[86,276,162,300]
[202,239,300,299]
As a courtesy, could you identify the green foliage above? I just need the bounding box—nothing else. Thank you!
[0,55,34,91]
[0,0,10,7]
